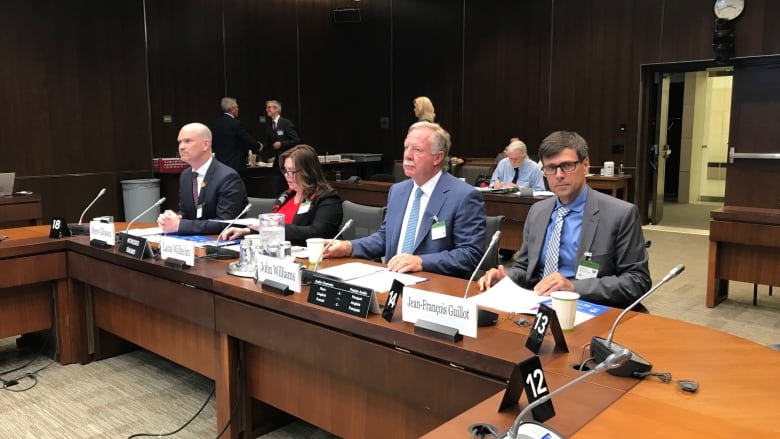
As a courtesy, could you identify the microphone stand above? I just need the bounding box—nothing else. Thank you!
[205,204,252,259]
[590,264,685,377]
[313,219,353,272]
[69,188,107,235]
[464,231,501,327]
[502,349,632,439]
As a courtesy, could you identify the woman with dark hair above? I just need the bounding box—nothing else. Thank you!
[224,144,343,245]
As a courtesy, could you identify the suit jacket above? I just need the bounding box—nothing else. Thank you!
[263,116,300,165]
[177,160,248,235]
[211,114,259,172]
[351,172,486,278]
[506,188,651,308]
[275,188,343,246]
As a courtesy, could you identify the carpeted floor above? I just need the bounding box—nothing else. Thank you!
[3,202,779,438]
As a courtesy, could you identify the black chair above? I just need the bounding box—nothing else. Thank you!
[247,197,276,218]
[341,200,387,240]
[369,173,396,183]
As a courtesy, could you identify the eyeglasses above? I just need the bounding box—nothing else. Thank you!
[542,160,582,175]
[283,169,298,176]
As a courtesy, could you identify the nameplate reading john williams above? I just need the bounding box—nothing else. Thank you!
[307,275,374,318]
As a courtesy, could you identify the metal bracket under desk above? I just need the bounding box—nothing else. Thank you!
[728,147,780,163]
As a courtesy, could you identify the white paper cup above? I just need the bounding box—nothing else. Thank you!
[551,291,580,332]
[306,238,325,265]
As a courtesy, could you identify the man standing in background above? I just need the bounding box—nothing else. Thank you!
[211,97,262,173]
[261,100,300,194]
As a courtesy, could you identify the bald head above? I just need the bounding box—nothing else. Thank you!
[177,123,213,168]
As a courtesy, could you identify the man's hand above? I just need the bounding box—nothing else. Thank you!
[222,227,251,241]
[387,253,422,273]
[156,210,181,234]
[533,272,574,296]
[478,265,507,291]
[323,240,351,258]
[273,141,282,149]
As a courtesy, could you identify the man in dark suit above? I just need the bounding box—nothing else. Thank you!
[157,123,248,235]
[324,122,486,278]
[478,131,651,309]
[211,97,262,173]
[261,99,300,194]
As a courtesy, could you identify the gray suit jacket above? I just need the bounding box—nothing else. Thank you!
[507,188,651,308]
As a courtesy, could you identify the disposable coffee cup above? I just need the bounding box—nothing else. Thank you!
[551,291,580,331]
[306,238,325,265]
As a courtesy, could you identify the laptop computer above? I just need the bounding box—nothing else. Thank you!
[0,172,15,197]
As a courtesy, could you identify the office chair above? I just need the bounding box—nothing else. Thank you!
[341,200,387,240]
[247,197,276,218]
[368,173,396,183]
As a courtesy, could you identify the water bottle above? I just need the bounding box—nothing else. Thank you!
[618,160,625,175]
[335,170,342,181]
[239,239,252,270]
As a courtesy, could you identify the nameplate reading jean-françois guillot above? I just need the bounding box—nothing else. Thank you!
[402,288,478,338]
[307,274,375,318]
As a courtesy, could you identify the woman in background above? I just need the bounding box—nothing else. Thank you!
[224,144,343,245]
[413,96,436,122]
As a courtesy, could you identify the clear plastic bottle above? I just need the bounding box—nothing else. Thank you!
[618,160,625,175]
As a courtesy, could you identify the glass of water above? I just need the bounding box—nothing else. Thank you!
[258,213,286,252]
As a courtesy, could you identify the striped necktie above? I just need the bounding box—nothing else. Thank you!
[192,171,199,205]
[542,206,570,277]
[401,188,424,254]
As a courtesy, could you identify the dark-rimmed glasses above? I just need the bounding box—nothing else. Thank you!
[542,160,582,175]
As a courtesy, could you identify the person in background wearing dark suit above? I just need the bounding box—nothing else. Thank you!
[223,144,342,246]
[157,123,248,235]
[211,97,262,173]
[478,130,651,309]
[261,100,300,194]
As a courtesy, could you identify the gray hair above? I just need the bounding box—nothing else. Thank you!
[408,121,451,168]
[266,100,282,112]
[220,97,237,113]
[505,140,527,155]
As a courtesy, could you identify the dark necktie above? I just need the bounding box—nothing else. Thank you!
[512,167,519,184]
[542,206,571,277]
[192,171,199,205]
[272,120,277,131]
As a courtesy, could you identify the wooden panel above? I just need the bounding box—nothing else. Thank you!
[93,290,217,379]
[0,252,66,288]
[0,284,52,338]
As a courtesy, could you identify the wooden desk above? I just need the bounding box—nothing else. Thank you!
[424,313,780,438]
[330,180,548,250]
[586,174,632,201]
[3,225,779,438]
[707,206,780,307]
[0,194,43,227]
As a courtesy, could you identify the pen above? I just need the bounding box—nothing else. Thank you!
[433,215,439,223]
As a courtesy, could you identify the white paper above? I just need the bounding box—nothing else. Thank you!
[316,262,427,292]
[468,277,548,313]
[531,190,555,197]
[126,227,163,237]
[317,262,385,280]
[209,218,259,226]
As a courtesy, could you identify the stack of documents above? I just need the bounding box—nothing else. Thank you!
[317,262,427,292]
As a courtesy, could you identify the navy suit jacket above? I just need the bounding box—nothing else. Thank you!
[211,113,258,173]
[177,160,248,235]
[506,188,651,308]
[351,172,486,278]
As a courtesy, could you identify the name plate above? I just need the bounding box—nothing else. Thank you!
[402,288,478,338]
[159,236,195,267]
[118,233,153,259]
[307,274,377,318]
[89,220,115,246]
[255,254,302,293]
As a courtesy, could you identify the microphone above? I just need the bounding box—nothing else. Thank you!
[69,188,107,235]
[313,219,353,272]
[464,230,501,298]
[589,264,685,377]
[204,204,252,259]
[124,197,167,235]
[501,349,632,439]
[463,230,501,327]
[216,203,252,243]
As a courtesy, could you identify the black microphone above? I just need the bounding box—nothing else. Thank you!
[313,219,353,272]
[501,349,632,439]
[589,264,685,377]
[69,188,107,235]
[205,203,252,259]
[464,230,502,327]
[464,230,501,298]
[123,197,167,235]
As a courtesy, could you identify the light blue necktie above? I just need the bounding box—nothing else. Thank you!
[542,206,570,277]
[401,188,424,254]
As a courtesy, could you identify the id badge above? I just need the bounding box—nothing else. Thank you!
[196,204,203,219]
[575,258,599,280]
[297,201,311,214]
[431,220,446,240]
[276,129,284,136]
